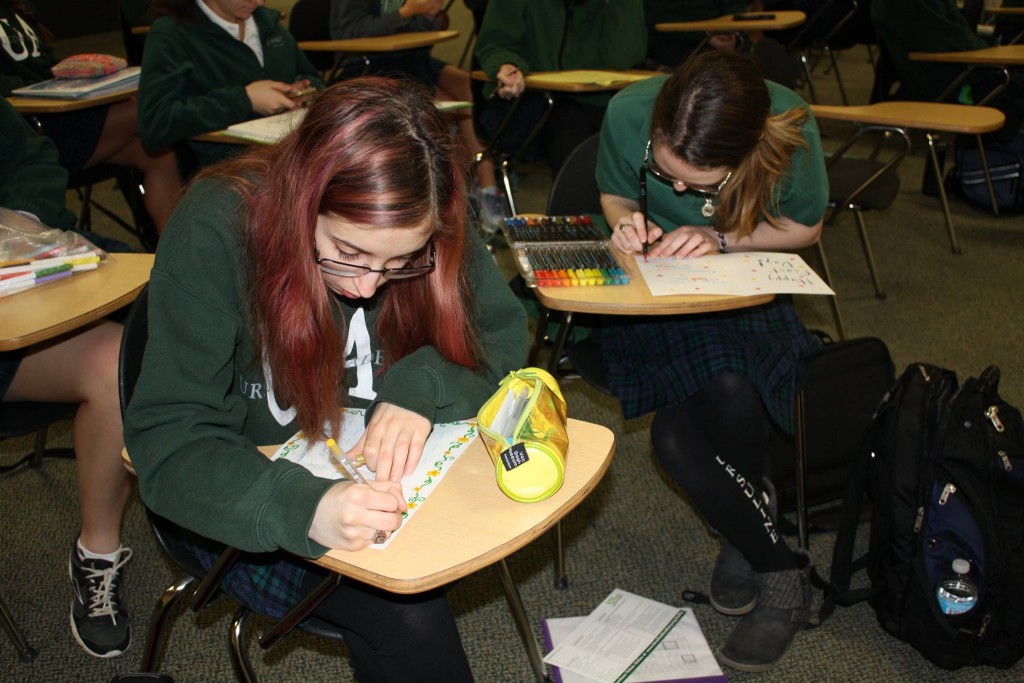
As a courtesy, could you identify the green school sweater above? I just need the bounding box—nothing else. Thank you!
[0,0,55,96]
[0,98,74,228]
[124,178,529,558]
[138,6,322,165]
[475,0,647,107]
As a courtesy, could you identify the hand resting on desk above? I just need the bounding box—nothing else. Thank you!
[245,79,309,116]
[349,401,432,482]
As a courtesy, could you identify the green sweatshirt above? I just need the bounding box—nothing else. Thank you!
[0,0,55,96]
[0,98,74,228]
[475,0,648,106]
[871,0,994,102]
[138,6,322,165]
[124,178,529,559]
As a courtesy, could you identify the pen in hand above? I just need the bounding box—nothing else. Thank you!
[639,170,649,262]
[325,438,367,484]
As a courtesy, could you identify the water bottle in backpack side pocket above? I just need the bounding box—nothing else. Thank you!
[937,558,978,615]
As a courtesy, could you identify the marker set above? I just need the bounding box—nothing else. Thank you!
[504,215,628,288]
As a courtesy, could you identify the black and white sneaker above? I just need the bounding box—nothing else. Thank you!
[68,540,132,658]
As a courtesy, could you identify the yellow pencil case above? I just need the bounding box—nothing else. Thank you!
[477,367,569,503]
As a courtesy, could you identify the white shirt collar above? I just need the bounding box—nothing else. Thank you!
[196,0,264,66]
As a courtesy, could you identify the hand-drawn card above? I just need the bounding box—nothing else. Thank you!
[635,252,833,297]
[271,409,477,548]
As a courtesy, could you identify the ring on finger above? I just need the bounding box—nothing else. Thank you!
[372,530,388,544]
[619,223,630,232]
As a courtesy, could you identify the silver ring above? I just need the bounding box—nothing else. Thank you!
[372,530,387,544]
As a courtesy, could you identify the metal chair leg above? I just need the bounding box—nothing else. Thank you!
[853,210,885,299]
[975,134,999,217]
[927,132,962,255]
[140,575,195,672]
[496,559,548,683]
[229,607,258,683]
[794,393,810,552]
[553,521,568,589]
[814,241,847,340]
[0,593,37,663]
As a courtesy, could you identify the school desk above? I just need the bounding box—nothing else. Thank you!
[525,245,775,375]
[0,253,154,352]
[469,69,660,216]
[122,418,615,682]
[6,87,138,114]
[655,11,807,53]
[298,29,459,82]
[908,44,1024,114]
[984,6,1024,43]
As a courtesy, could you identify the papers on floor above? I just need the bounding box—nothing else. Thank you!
[635,252,834,297]
[11,66,140,99]
[225,109,307,144]
[542,589,727,683]
[270,408,476,548]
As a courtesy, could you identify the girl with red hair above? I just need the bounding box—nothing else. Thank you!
[125,76,528,679]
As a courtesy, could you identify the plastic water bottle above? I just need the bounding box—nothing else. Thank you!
[936,558,978,615]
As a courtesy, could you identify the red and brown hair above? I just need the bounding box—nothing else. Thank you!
[204,77,480,440]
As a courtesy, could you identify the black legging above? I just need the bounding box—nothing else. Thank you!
[651,372,796,573]
[300,569,473,682]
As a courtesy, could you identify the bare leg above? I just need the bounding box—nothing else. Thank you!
[86,100,181,234]
[436,65,496,188]
[5,322,130,554]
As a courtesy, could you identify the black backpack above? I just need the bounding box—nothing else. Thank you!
[824,363,1024,669]
[945,132,1024,213]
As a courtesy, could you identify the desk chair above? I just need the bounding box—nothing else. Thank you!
[118,287,348,681]
[786,0,862,105]
[69,164,158,252]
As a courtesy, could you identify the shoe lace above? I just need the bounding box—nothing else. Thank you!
[82,548,133,622]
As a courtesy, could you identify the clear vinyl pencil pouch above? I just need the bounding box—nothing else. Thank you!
[477,367,569,503]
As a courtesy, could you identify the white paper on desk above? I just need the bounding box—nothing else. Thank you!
[635,252,834,297]
[270,409,476,548]
[543,589,687,683]
[543,611,729,683]
[226,109,307,143]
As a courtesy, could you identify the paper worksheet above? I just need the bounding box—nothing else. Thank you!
[543,610,729,683]
[271,409,476,548]
[226,109,308,144]
[635,252,834,297]
[543,589,687,683]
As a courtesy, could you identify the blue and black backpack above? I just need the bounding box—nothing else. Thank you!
[822,363,1024,669]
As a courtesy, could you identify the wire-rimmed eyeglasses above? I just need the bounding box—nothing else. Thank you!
[314,240,435,280]
[643,140,731,195]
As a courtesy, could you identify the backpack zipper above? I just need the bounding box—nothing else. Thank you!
[938,482,956,505]
[998,450,1012,471]
[985,405,1004,432]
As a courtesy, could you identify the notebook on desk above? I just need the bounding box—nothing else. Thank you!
[12,67,140,99]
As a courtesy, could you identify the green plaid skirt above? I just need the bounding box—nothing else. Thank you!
[600,297,820,432]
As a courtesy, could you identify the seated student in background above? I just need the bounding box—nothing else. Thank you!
[0,0,181,234]
[872,0,1024,143]
[596,51,827,672]
[0,98,134,660]
[328,0,505,237]
[124,77,528,680]
[643,0,748,72]
[474,0,647,174]
[138,0,323,168]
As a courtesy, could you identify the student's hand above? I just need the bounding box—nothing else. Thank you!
[496,63,525,99]
[349,403,431,482]
[649,226,719,259]
[308,479,406,551]
[610,211,663,254]
[245,80,301,116]
[400,0,443,18]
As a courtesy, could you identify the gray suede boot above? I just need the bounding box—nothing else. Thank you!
[709,539,756,615]
[719,551,813,672]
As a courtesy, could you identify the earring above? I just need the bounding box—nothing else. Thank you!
[701,196,716,218]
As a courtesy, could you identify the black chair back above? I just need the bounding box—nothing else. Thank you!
[546,133,601,216]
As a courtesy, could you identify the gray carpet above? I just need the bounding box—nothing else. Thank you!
[3,46,1024,682]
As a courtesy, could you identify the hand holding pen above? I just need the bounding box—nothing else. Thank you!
[496,63,525,99]
[611,210,663,258]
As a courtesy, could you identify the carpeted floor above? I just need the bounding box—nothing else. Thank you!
[3,43,1024,683]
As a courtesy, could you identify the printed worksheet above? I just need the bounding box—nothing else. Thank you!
[271,409,476,548]
[635,252,834,297]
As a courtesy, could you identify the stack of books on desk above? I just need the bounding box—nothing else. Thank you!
[11,66,141,99]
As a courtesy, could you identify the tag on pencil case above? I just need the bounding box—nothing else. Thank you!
[477,367,569,503]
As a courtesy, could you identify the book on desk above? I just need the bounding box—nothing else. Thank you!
[11,66,140,99]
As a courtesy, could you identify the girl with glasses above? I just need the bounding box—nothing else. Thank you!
[125,77,528,680]
[594,50,828,672]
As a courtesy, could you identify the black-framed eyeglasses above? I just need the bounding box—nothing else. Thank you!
[643,140,731,195]
[314,240,436,280]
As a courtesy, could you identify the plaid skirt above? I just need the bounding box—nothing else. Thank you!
[600,297,820,432]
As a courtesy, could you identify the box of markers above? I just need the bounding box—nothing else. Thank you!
[502,215,629,288]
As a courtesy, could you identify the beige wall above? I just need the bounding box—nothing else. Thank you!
[270,0,476,67]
